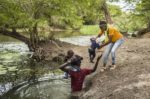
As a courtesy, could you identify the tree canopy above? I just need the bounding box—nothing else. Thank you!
[0,0,150,51]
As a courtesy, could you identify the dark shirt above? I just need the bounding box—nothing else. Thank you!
[90,40,100,50]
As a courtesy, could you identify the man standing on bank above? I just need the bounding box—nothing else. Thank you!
[96,20,124,72]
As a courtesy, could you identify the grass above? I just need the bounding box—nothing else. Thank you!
[79,25,100,35]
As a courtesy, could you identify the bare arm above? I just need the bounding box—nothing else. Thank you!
[91,54,102,73]
[98,35,113,49]
[59,60,71,72]
[96,33,102,39]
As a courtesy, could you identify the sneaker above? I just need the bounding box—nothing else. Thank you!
[100,67,106,72]
[110,65,116,70]
[100,68,104,72]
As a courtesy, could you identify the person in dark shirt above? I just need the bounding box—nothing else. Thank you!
[63,50,82,79]
[59,53,102,92]
[63,50,74,79]
[88,37,100,63]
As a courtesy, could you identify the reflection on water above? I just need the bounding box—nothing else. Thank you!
[0,41,31,96]
[2,79,71,99]
[59,35,93,46]
[0,35,20,42]
[59,35,105,46]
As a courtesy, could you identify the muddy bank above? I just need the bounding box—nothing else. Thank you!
[70,38,150,99]
[43,37,150,99]
[40,37,150,99]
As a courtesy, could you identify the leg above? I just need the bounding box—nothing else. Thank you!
[89,48,95,63]
[110,38,124,68]
[102,43,114,67]
[88,48,92,62]
[91,50,96,62]
[92,50,96,60]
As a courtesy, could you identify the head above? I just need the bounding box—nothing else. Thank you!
[90,37,96,41]
[67,50,74,58]
[90,37,96,44]
[71,56,83,67]
[99,20,107,31]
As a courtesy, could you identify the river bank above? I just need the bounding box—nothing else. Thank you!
[69,37,150,99]
[33,35,150,99]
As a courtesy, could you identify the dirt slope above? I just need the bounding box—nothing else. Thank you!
[70,38,150,99]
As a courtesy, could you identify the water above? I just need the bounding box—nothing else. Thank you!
[0,41,71,99]
[1,79,71,99]
[59,35,105,46]
[0,29,135,99]
[0,31,100,99]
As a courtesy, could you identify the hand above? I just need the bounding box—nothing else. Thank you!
[99,45,103,49]
[67,60,71,63]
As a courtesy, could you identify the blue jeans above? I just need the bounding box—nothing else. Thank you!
[102,38,124,66]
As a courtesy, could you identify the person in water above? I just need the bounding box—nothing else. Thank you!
[63,50,82,79]
[59,53,102,92]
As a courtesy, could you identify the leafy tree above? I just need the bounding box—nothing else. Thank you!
[136,0,150,30]
[0,0,129,52]
[0,0,88,51]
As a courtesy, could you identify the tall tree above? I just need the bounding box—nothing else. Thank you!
[101,0,113,24]
[134,0,150,35]
[0,0,84,51]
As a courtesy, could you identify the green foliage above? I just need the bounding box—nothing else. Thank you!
[108,4,122,17]
[136,0,150,21]
[1,0,149,37]
[113,12,146,32]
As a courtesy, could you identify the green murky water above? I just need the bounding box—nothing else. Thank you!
[0,31,94,99]
[0,33,71,99]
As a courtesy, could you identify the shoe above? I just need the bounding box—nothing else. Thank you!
[100,68,104,72]
[110,65,116,70]
[100,67,106,72]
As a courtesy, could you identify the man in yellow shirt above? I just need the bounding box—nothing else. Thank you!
[96,20,124,71]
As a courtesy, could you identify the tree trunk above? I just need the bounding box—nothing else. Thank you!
[0,29,33,51]
[147,21,150,31]
[29,22,39,51]
[101,1,113,24]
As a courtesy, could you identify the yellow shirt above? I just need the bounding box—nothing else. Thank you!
[99,26,123,43]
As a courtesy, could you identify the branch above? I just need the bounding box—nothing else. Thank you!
[0,28,30,44]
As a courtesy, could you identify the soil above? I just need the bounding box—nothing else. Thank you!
[73,37,150,99]
[42,36,150,99]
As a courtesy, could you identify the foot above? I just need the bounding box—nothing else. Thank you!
[110,65,116,70]
[100,67,107,72]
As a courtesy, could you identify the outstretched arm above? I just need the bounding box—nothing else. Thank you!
[59,60,71,72]
[96,33,102,39]
[98,35,113,49]
[91,54,102,73]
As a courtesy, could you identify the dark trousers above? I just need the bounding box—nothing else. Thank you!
[88,48,96,62]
